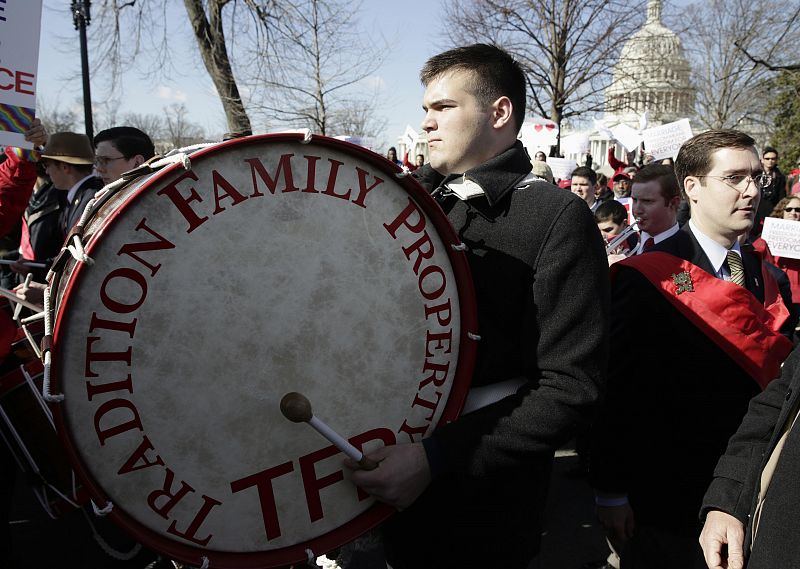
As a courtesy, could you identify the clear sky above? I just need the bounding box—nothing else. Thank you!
[36,0,450,150]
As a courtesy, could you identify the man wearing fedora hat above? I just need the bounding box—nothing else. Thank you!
[40,131,103,232]
[8,132,104,285]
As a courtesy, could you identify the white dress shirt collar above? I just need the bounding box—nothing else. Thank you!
[66,173,96,204]
[688,218,742,277]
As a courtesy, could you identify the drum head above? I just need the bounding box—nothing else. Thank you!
[50,134,476,567]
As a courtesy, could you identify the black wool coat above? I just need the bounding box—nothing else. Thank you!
[383,142,610,569]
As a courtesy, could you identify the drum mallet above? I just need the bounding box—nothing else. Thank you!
[280,392,378,470]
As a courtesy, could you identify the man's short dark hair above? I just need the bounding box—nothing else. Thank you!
[595,200,628,225]
[421,44,526,132]
[570,166,597,186]
[674,130,755,193]
[633,164,680,204]
[763,146,779,157]
[94,127,155,161]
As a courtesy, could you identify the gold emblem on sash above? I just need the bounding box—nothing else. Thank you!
[672,271,694,295]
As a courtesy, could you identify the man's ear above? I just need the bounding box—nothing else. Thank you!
[132,154,145,168]
[684,176,699,202]
[491,96,513,129]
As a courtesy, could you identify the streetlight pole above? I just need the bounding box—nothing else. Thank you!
[71,0,93,141]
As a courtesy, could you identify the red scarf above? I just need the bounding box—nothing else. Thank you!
[614,252,792,389]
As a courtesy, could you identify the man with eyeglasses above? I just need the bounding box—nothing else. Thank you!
[752,146,786,237]
[93,126,155,186]
[590,130,794,569]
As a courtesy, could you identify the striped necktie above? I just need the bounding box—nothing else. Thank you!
[726,250,745,287]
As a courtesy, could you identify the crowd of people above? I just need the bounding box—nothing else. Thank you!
[1,41,799,569]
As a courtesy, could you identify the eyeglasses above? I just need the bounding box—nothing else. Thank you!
[696,173,772,193]
[785,207,800,213]
[94,155,126,167]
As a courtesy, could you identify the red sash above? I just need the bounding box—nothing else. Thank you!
[614,252,792,390]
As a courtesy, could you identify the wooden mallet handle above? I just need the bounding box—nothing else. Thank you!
[279,392,379,471]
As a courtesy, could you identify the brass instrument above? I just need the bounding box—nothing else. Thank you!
[605,218,641,256]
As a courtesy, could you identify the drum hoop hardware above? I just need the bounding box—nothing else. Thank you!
[467,332,481,341]
[299,129,313,144]
[451,242,468,251]
[92,499,113,516]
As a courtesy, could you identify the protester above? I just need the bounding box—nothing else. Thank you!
[385,146,403,166]
[7,132,102,288]
[611,172,632,198]
[530,159,554,184]
[596,200,637,259]
[571,166,600,211]
[93,126,155,185]
[590,129,794,569]
[752,146,786,237]
[699,343,800,569]
[764,196,800,315]
[348,43,609,569]
[628,163,680,255]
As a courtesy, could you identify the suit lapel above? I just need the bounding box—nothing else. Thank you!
[680,225,717,276]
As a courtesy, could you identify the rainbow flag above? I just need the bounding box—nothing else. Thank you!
[0,103,34,134]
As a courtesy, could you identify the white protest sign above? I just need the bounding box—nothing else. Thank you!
[0,1,42,149]
[548,157,578,182]
[762,217,800,260]
[519,116,559,151]
[641,118,693,160]
[615,197,634,225]
[610,124,643,153]
[561,131,590,155]
[402,125,418,154]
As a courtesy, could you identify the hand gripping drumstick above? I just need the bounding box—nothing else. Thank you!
[280,392,379,470]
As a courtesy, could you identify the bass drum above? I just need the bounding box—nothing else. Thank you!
[46,134,477,568]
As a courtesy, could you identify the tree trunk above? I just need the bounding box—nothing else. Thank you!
[183,0,252,136]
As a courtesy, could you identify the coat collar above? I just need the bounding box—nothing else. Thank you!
[418,141,533,207]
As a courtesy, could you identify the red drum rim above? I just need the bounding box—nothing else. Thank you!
[48,133,478,568]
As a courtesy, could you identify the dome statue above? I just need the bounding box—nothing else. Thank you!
[604,0,694,127]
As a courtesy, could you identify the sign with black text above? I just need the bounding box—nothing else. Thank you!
[762,217,800,260]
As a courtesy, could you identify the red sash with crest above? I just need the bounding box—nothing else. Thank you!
[614,252,792,390]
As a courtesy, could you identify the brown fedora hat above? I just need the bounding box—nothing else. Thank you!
[41,132,95,165]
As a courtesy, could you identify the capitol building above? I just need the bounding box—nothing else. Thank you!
[603,0,693,127]
[564,0,694,171]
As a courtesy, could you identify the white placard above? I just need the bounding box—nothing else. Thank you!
[402,125,418,154]
[561,131,590,155]
[519,115,559,150]
[610,124,644,153]
[762,217,800,260]
[615,197,634,225]
[0,1,43,149]
[548,157,578,182]
[641,118,693,160]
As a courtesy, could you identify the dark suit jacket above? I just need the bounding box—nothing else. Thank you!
[61,175,103,234]
[384,142,610,569]
[702,345,800,568]
[590,224,791,534]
